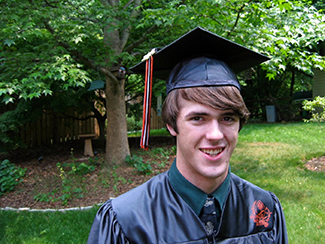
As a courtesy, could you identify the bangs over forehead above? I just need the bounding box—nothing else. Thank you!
[162,86,250,134]
[178,86,247,113]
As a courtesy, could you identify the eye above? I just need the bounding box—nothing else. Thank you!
[191,116,203,121]
[222,115,239,123]
[223,116,234,122]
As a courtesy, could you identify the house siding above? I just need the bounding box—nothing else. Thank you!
[313,68,325,97]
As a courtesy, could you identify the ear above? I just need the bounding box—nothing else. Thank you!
[166,124,177,136]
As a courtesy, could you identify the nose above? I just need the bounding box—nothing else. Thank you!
[206,120,224,141]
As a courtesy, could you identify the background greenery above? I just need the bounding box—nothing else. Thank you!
[1,122,324,243]
[1,0,324,165]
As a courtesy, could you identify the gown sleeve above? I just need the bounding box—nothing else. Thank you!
[271,192,289,244]
[87,200,130,244]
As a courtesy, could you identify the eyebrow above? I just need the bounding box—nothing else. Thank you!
[222,111,238,116]
[184,110,238,118]
[184,111,210,118]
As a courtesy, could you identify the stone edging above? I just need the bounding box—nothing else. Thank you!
[0,204,103,212]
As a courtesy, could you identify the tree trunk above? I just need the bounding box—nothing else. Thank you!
[104,76,130,165]
[92,106,106,145]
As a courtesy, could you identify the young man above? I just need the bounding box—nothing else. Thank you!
[87,27,288,244]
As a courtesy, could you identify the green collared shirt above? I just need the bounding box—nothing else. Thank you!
[168,159,230,216]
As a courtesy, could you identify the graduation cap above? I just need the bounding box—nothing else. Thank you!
[130,26,269,149]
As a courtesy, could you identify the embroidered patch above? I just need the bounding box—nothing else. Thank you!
[250,200,272,227]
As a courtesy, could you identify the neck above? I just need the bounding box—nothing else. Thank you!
[176,162,228,194]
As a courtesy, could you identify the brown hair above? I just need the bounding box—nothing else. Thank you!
[162,86,250,133]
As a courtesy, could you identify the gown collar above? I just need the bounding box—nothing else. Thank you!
[169,159,230,216]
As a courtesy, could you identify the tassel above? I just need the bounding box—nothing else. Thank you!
[140,56,153,150]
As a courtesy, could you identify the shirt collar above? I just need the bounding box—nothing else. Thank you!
[168,159,231,216]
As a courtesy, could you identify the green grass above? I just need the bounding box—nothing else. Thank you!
[1,122,325,243]
[233,122,325,243]
[0,207,99,244]
[127,128,171,137]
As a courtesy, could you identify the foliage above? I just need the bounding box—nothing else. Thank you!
[0,159,26,196]
[0,0,183,103]
[126,115,142,132]
[125,155,152,175]
[33,154,99,206]
[303,96,325,124]
[254,3,325,79]
[183,0,324,121]
[0,88,102,151]
[0,99,49,151]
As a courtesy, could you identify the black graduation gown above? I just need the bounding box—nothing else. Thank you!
[87,171,288,244]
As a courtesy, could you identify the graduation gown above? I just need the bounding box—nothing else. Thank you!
[87,171,288,244]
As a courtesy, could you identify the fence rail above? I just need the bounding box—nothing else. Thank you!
[19,110,99,148]
[1,104,164,149]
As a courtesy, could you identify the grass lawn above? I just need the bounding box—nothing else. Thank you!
[0,207,99,244]
[233,122,325,243]
[1,122,325,243]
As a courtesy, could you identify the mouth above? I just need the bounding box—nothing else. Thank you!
[200,148,224,157]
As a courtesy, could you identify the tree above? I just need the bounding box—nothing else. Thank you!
[185,0,325,120]
[0,0,193,165]
[1,0,324,165]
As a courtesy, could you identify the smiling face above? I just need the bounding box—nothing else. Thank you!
[167,97,240,193]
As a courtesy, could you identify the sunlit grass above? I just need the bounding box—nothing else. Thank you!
[128,127,170,137]
[232,122,325,243]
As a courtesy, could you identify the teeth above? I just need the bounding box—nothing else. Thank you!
[201,148,222,156]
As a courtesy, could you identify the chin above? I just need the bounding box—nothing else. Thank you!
[203,165,228,178]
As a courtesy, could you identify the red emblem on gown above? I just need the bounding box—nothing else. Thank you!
[250,200,272,227]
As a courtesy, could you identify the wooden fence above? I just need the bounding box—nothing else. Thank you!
[19,110,99,148]
[150,108,165,130]
[1,103,164,148]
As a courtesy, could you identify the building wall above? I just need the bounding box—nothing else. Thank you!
[313,68,325,97]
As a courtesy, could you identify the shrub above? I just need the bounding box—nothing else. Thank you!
[0,159,26,196]
[125,155,152,175]
[126,115,142,132]
[303,96,325,123]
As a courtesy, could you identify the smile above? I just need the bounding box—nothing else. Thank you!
[200,148,223,156]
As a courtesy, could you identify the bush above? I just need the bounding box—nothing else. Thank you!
[303,96,325,123]
[126,115,142,132]
[125,155,152,175]
[126,115,136,131]
[0,159,26,196]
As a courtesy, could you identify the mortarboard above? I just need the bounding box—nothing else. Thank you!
[130,26,269,93]
[130,26,269,149]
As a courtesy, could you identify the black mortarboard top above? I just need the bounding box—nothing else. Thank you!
[130,26,269,94]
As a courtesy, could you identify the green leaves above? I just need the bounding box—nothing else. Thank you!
[4,39,15,47]
[0,159,26,196]
[303,96,325,123]
[255,3,325,77]
[125,155,152,175]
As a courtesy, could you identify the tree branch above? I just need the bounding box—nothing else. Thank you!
[226,0,254,38]
[124,25,158,53]
[123,0,135,10]
[43,20,117,82]
[120,0,142,51]
[43,0,58,8]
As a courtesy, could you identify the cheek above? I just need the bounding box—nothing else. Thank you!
[230,133,238,147]
[224,127,239,144]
